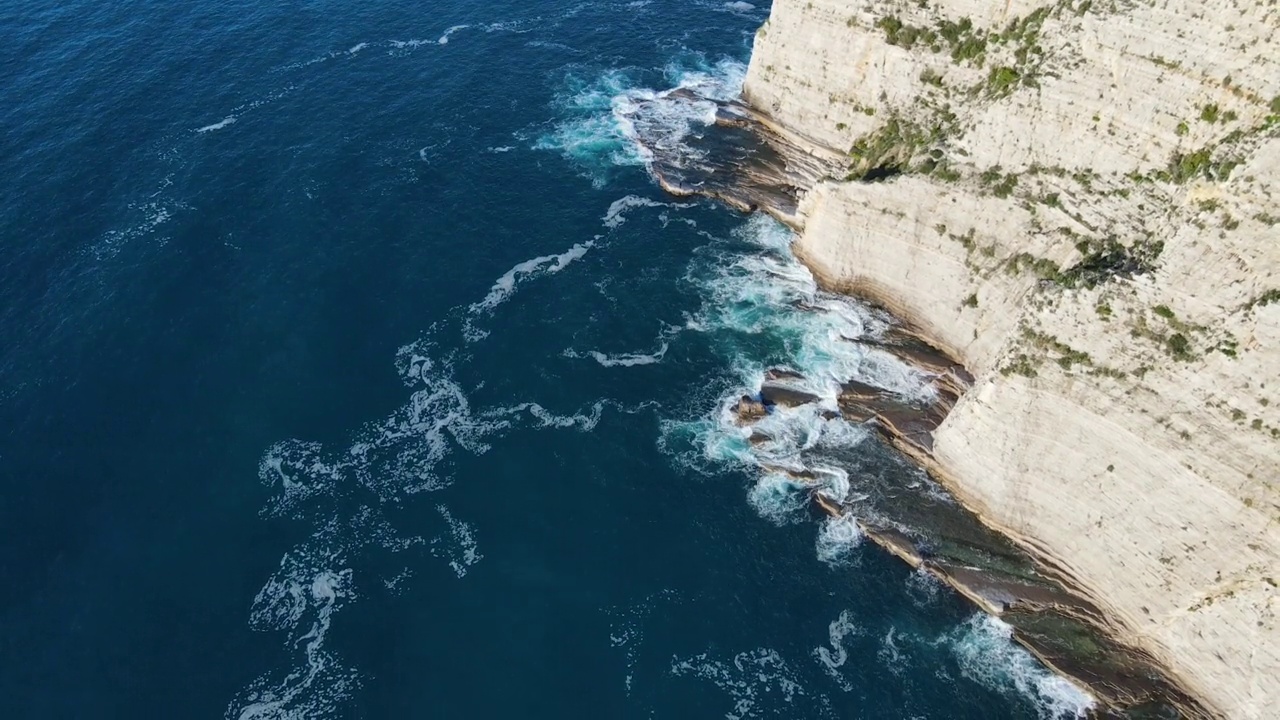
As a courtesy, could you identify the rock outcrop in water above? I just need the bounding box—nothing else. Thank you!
[643,0,1280,717]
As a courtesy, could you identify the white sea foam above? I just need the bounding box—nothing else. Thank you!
[661,212,935,551]
[234,329,646,716]
[434,505,483,577]
[464,240,595,340]
[227,538,359,720]
[947,614,1095,719]
[387,38,436,51]
[535,58,746,184]
[815,512,863,566]
[878,627,908,677]
[812,610,861,691]
[904,565,945,608]
[607,589,680,694]
[602,194,686,228]
[671,648,809,720]
[487,145,516,153]
[724,1,756,10]
[747,472,810,525]
[196,116,238,133]
[595,346,667,366]
[93,189,185,260]
[437,24,470,44]
[490,400,614,431]
[346,42,368,54]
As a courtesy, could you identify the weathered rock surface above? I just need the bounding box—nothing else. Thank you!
[739,0,1280,717]
[759,382,822,407]
[734,394,769,423]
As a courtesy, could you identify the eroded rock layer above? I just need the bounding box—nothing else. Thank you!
[639,1,1280,716]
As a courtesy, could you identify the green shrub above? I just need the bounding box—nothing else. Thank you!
[987,66,1020,96]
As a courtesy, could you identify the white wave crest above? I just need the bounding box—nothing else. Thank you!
[564,341,669,367]
[437,24,469,44]
[660,209,940,571]
[535,57,746,183]
[747,472,810,525]
[948,614,1095,719]
[196,116,238,133]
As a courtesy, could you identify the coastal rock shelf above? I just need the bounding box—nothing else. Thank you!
[729,331,1201,716]
[625,89,842,227]
[631,1,1280,713]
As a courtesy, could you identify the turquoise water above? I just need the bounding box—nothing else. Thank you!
[0,1,1091,717]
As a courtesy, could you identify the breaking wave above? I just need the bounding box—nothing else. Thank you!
[659,213,931,552]
[947,615,1095,719]
[533,56,747,186]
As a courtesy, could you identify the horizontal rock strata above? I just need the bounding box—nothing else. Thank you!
[641,0,1280,716]
[737,0,1279,717]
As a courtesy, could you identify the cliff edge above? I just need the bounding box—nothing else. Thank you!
[743,0,1280,716]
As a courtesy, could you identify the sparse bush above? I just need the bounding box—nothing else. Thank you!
[1167,333,1193,360]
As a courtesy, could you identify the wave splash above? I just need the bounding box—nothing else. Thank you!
[533,55,746,186]
[947,615,1095,719]
[659,214,930,537]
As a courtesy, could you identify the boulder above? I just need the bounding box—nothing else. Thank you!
[733,394,768,423]
[759,383,820,408]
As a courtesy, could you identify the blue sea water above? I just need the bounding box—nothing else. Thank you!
[0,1,1094,717]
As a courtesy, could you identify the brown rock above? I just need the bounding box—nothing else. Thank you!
[733,394,768,423]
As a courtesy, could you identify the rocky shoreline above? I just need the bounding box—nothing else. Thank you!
[634,86,1217,717]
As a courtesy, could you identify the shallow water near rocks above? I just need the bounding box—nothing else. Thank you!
[1,0,1091,717]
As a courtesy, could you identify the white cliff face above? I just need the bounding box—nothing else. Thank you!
[744,0,1280,717]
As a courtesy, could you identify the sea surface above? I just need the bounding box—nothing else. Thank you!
[0,1,1093,717]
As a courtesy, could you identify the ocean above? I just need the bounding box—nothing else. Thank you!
[0,1,1093,717]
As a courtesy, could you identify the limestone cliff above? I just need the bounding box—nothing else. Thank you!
[742,0,1280,717]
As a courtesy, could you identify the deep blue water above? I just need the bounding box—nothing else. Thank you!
[1,1,1091,717]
